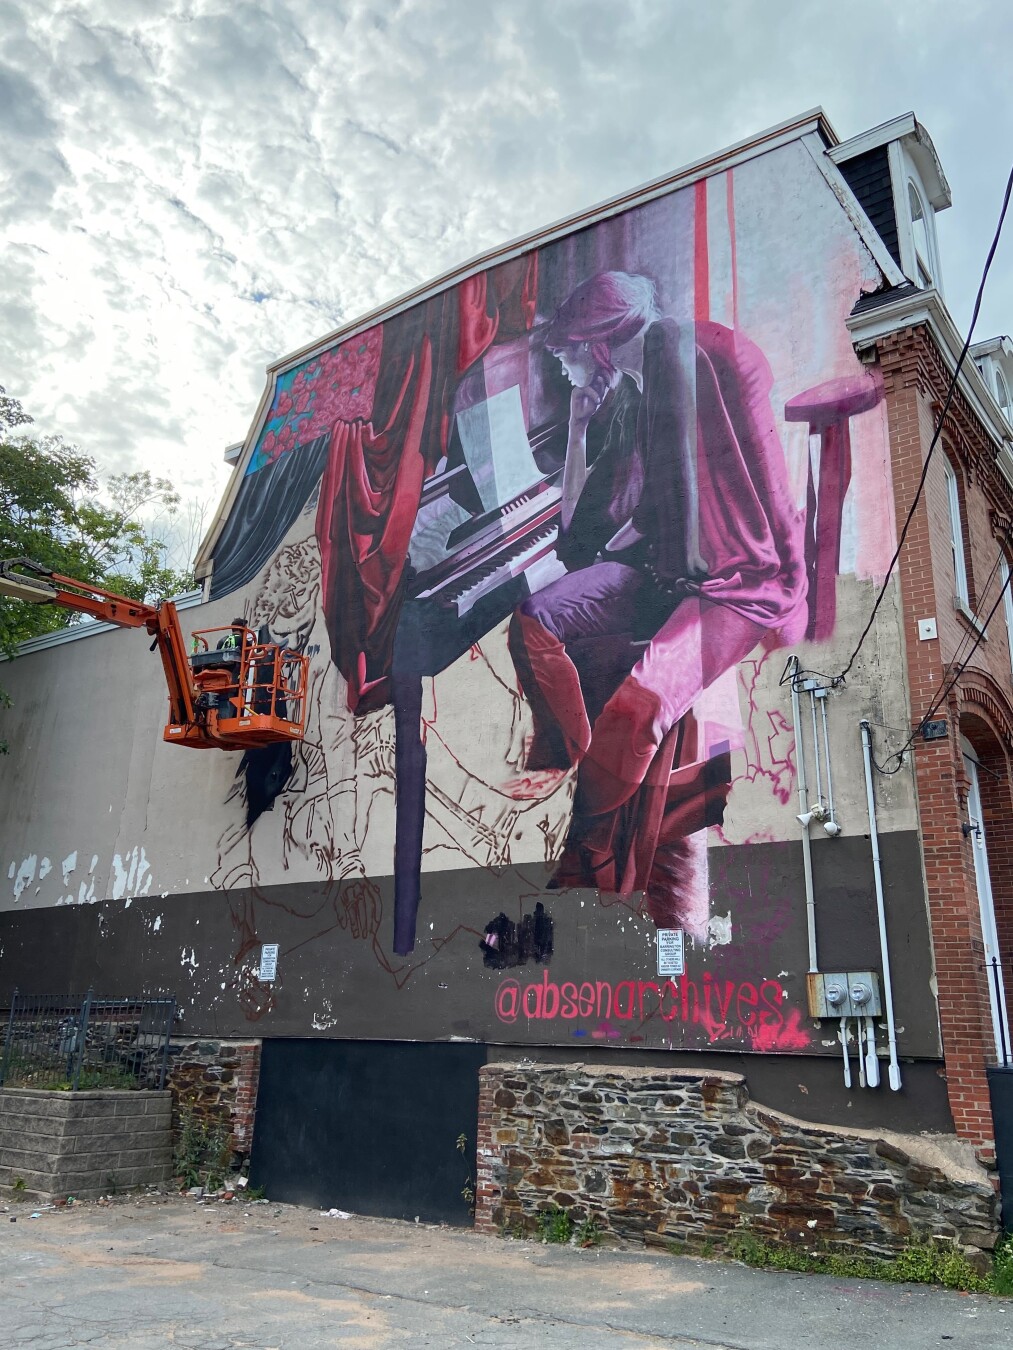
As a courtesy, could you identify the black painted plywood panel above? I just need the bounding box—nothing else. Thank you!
[249,1038,486,1224]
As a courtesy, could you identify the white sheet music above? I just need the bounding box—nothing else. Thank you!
[456,385,541,515]
[409,493,472,573]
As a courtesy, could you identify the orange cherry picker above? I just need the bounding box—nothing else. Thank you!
[0,557,308,751]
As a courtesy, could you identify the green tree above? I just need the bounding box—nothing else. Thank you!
[1,385,196,748]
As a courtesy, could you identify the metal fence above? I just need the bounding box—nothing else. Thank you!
[0,990,176,1091]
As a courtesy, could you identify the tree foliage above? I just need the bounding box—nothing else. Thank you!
[0,385,195,655]
[1,385,198,750]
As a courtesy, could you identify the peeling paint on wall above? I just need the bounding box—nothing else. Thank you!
[707,912,733,948]
[12,856,37,902]
[110,846,152,901]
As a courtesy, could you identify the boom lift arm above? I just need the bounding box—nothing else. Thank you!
[0,557,307,751]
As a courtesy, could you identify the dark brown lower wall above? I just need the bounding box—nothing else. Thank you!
[476,1064,1000,1258]
[0,832,941,1060]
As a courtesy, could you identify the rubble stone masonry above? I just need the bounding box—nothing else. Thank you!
[167,1039,261,1160]
[475,1064,1000,1258]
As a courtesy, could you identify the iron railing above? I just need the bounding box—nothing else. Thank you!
[0,990,175,1091]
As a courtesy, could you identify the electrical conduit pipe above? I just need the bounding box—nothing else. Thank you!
[860,719,902,1090]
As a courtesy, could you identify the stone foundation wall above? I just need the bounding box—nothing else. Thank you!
[167,1039,261,1160]
[476,1064,1000,1259]
[0,1088,171,1201]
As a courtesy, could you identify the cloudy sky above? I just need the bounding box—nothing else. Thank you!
[1,0,1011,526]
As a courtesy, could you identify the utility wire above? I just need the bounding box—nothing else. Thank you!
[873,552,1013,773]
[911,527,1012,713]
[871,522,1013,771]
[835,161,1013,684]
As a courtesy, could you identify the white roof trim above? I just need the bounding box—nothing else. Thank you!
[195,107,836,577]
[2,590,205,661]
[829,112,950,212]
[971,336,1013,361]
[848,288,1013,483]
[829,112,918,164]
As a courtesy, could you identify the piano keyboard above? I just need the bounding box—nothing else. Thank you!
[411,482,562,614]
[441,519,559,616]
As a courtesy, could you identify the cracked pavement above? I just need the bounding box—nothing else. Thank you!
[0,1197,1009,1348]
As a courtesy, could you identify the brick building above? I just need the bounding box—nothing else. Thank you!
[1,107,1011,1252]
[850,288,1013,1156]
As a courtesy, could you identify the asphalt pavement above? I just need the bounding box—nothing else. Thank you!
[0,1194,1009,1348]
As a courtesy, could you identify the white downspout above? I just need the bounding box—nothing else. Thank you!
[790,661,818,973]
[860,719,903,1090]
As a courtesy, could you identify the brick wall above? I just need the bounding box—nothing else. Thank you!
[878,324,1013,1154]
[475,1064,1000,1258]
[0,1088,171,1201]
[167,1039,261,1162]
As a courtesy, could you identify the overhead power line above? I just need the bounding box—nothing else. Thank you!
[835,161,1013,685]
[872,537,1013,774]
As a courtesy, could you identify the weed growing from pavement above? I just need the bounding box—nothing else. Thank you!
[173,1100,233,1192]
[990,1236,1013,1297]
[505,1209,1013,1293]
[714,1226,1013,1296]
[536,1206,573,1244]
[455,1133,475,1216]
[573,1215,603,1248]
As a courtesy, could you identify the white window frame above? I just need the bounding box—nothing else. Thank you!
[1001,555,1013,679]
[888,142,944,293]
[907,180,934,287]
[996,368,1011,421]
[944,458,970,608]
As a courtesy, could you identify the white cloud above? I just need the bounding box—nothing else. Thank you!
[0,0,1010,529]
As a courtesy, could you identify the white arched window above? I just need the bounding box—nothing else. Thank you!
[908,181,934,287]
[943,459,970,606]
[1001,556,1013,678]
[996,369,1011,421]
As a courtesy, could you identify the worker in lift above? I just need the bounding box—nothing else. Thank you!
[217,618,248,718]
[218,618,248,651]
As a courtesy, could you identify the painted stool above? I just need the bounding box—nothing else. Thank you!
[785,371,884,642]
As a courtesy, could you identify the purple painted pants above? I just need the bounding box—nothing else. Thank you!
[512,561,763,814]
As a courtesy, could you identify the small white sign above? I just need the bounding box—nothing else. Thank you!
[656,929,685,977]
[258,943,279,983]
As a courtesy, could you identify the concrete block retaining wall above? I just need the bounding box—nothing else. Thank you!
[475,1064,1000,1259]
[0,1088,171,1201]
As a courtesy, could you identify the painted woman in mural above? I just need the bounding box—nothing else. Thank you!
[508,271,808,931]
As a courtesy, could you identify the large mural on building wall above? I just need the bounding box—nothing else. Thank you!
[189,143,898,1051]
[5,141,926,1057]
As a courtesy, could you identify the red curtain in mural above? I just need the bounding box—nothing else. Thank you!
[316,254,539,714]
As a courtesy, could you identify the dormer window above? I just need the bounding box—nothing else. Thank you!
[829,116,949,297]
[908,181,934,286]
[969,337,1013,428]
